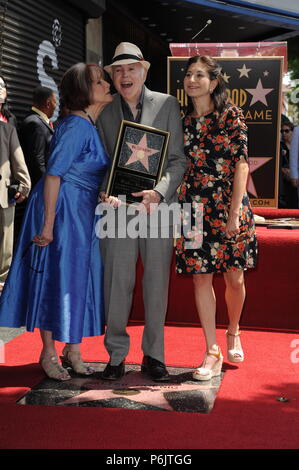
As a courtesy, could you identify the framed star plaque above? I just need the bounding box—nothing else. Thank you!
[106,120,170,204]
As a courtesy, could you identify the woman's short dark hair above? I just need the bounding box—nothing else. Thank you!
[184,55,230,117]
[60,63,103,111]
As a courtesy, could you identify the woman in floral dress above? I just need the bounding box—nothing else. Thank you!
[176,56,257,381]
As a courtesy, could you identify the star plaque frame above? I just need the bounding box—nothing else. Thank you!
[106,120,170,204]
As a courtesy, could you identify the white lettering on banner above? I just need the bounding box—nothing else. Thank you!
[290,79,299,105]
[52,19,62,48]
[37,40,59,121]
[36,19,62,122]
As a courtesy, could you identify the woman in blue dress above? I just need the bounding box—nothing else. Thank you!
[0,63,119,380]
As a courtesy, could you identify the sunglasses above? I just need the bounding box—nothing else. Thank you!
[281,129,291,134]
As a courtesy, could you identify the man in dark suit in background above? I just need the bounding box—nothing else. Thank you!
[19,86,56,187]
[14,86,56,241]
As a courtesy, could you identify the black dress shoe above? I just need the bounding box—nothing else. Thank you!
[102,362,125,380]
[141,356,170,382]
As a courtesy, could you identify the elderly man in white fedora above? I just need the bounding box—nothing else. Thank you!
[98,42,186,381]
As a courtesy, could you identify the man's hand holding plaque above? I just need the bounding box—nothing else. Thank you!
[131,189,161,213]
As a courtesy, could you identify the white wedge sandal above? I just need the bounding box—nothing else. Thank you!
[226,330,244,363]
[192,346,223,381]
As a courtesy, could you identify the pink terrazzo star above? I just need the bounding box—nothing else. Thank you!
[247,157,272,197]
[58,371,217,411]
[125,134,158,172]
[245,79,274,107]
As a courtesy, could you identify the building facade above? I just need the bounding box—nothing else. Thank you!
[0,0,105,122]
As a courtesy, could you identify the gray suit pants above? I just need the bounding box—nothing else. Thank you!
[100,233,173,366]
[0,205,15,283]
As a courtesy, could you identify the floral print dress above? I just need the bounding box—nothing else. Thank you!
[176,105,257,274]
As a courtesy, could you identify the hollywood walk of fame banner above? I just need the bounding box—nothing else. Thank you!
[167,56,284,207]
[106,120,170,204]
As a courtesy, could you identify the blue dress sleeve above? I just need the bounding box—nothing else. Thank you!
[46,117,90,177]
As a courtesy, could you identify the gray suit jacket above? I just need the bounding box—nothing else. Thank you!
[97,86,186,204]
[0,122,31,209]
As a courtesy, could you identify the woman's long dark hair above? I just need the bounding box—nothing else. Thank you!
[0,74,14,120]
[184,55,230,118]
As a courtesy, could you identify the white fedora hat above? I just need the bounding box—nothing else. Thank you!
[104,42,150,76]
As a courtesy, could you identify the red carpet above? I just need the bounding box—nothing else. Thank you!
[0,325,299,449]
[129,209,299,331]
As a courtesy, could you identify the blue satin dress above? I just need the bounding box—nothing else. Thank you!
[0,115,109,343]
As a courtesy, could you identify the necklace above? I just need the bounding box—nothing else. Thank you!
[81,109,96,126]
[192,107,214,118]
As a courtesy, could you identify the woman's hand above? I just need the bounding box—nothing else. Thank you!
[33,227,53,247]
[14,192,26,204]
[37,175,60,246]
[100,192,122,208]
[226,157,247,239]
[225,212,240,239]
